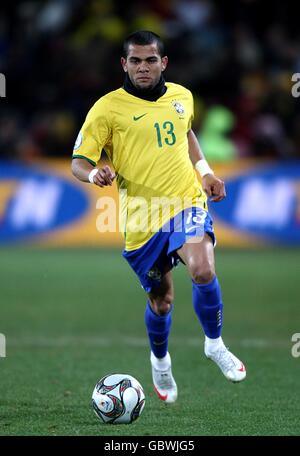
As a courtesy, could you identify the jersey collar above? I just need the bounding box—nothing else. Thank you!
[123,74,167,102]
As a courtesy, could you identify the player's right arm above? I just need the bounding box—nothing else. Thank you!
[71,97,115,187]
[71,159,115,187]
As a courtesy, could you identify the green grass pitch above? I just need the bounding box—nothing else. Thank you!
[0,247,299,436]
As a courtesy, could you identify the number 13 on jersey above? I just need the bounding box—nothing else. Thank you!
[154,121,176,147]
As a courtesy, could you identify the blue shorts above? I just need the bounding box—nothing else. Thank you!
[122,207,215,293]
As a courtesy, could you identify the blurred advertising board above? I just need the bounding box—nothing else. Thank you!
[0,159,299,247]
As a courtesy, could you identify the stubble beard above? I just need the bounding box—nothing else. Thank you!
[132,75,160,91]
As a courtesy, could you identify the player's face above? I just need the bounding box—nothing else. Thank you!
[121,43,168,90]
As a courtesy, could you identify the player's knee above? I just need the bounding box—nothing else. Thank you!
[152,294,173,316]
[191,265,215,284]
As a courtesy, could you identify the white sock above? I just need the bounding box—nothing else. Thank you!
[205,336,224,352]
[150,351,171,371]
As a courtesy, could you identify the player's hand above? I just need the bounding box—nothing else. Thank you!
[93,165,116,187]
[202,174,226,202]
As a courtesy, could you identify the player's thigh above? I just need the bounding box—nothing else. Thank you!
[176,233,215,283]
[148,267,174,315]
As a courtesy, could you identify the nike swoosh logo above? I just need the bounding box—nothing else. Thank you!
[133,113,147,121]
[154,386,168,401]
[238,364,246,372]
[153,339,168,346]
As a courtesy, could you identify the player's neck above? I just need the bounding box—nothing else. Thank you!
[123,73,167,101]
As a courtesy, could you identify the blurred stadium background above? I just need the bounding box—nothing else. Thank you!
[0,0,300,436]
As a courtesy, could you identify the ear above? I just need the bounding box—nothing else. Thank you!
[121,57,127,72]
[161,56,168,72]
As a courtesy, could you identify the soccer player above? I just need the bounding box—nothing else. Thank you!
[72,30,246,404]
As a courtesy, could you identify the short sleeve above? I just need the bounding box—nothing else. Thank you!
[187,90,194,131]
[72,97,111,166]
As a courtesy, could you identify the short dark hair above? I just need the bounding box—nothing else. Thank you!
[122,30,165,58]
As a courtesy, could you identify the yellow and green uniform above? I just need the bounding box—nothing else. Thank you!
[73,82,207,250]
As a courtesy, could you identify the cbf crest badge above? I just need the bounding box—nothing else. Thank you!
[147,267,162,281]
[172,100,185,115]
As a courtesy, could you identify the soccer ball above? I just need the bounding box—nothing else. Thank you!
[92,373,145,424]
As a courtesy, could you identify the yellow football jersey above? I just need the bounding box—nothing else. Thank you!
[73,82,207,250]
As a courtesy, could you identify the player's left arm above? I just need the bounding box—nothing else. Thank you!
[187,129,226,202]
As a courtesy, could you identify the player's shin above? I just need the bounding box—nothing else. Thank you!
[145,301,177,402]
[192,275,223,340]
[144,301,172,361]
